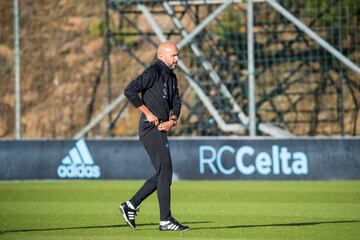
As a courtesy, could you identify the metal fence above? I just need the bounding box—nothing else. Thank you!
[0,0,359,138]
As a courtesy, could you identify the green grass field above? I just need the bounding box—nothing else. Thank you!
[0,180,359,240]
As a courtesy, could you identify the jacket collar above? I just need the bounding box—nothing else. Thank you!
[156,59,173,74]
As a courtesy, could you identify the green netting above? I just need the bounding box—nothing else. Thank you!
[111,0,359,136]
[1,1,358,138]
[251,0,360,135]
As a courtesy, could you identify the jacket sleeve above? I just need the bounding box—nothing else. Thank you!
[171,76,182,118]
[124,68,155,108]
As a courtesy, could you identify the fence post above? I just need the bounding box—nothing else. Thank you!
[14,0,21,139]
[247,0,256,136]
[104,0,113,137]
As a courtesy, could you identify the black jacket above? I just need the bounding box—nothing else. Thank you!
[124,59,182,136]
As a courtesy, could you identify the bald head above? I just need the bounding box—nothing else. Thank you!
[157,41,179,70]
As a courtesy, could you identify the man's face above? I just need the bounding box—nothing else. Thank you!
[163,47,179,70]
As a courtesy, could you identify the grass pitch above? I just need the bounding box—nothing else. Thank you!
[0,180,359,240]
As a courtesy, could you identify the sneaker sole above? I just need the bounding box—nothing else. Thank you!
[119,205,135,229]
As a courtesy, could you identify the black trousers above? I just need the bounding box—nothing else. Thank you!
[130,128,173,221]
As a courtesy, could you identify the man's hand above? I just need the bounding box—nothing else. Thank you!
[157,120,174,132]
[138,105,159,126]
[146,112,159,126]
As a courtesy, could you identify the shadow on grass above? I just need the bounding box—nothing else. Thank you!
[191,220,360,230]
[0,221,211,235]
[4,220,356,234]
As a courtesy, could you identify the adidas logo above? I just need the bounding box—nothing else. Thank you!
[57,139,101,179]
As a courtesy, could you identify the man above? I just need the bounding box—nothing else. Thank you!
[120,41,189,231]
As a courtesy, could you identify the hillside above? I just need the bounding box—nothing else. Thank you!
[0,0,144,138]
[1,0,359,138]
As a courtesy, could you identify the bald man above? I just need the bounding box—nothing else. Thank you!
[120,42,189,231]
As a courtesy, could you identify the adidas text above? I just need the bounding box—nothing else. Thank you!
[57,164,100,178]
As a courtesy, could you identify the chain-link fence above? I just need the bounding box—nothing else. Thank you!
[1,0,111,138]
[252,0,360,135]
[108,0,359,136]
[1,0,359,138]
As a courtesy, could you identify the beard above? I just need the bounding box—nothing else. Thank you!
[170,63,177,70]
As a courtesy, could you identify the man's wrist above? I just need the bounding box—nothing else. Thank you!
[169,115,177,120]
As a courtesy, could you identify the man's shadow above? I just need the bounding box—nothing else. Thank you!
[191,220,360,230]
[0,221,210,235]
[1,220,358,234]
